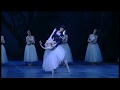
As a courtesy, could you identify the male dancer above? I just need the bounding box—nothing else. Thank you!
[51,25,70,73]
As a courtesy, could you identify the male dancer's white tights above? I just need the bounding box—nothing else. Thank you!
[52,58,70,74]
[63,58,70,73]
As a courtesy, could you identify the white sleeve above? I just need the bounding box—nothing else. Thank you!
[26,37,30,44]
[32,36,35,44]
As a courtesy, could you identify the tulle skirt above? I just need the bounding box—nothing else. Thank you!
[61,43,73,62]
[85,43,103,62]
[42,45,66,71]
[24,44,38,62]
[1,45,8,64]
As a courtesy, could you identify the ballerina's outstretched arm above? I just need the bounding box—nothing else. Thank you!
[39,40,47,49]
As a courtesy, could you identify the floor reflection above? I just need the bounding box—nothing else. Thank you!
[1,61,119,78]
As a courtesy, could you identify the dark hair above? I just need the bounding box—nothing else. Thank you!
[93,29,98,35]
[60,25,65,30]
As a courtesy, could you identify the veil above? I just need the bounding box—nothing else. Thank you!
[63,30,66,35]
[48,28,56,41]
[44,28,57,46]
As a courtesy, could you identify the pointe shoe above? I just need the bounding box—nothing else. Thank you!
[67,68,70,73]
[52,70,55,74]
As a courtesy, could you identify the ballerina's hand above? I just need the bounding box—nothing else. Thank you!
[39,40,42,45]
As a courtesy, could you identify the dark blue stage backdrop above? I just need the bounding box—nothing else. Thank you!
[1,12,119,62]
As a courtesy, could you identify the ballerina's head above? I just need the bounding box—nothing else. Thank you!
[27,30,31,36]
[93,29,97,35]
[45,39,56,47]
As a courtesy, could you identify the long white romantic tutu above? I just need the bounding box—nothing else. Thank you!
[85,43,103,62]
[24,44,38,62]
[1,45,8,64]
[42,45,66,71]
[61,43,73,62]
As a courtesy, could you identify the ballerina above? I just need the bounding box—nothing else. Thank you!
[1,36,8,65]
[24,30,38,66]
[61,30,73,63]
[85,29,103,64]
[39,39,66,74]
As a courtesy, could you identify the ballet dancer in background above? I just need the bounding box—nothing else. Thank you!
[24,30,38,66]
[61,30,73,63]
[1,36,8,65]
[85,29,103,65]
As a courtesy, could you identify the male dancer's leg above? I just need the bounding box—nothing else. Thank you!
[63,58,70,73]
[52,69,55,74]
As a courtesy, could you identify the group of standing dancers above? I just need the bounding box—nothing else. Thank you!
[1,25,104,74]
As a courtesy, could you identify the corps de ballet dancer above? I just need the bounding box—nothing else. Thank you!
[61,29,73,63]
[85,29,103,65]
[1,36,8,65]
[24,30,38,66]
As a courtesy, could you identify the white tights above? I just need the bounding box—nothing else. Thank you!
[52,58,70,74]
[63,58,70,73]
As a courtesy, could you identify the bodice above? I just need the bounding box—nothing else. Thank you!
[89,34,96,41]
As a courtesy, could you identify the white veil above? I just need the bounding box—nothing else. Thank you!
[44,28,57,46]
[63,30,66,35]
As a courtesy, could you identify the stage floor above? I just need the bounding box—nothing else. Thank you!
[1,61,119,78]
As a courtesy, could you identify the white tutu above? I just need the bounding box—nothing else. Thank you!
[42,45,66,71]
[24,44,38,62]
[61,43,73,62]
[1,45,8,64]
[85,43,103,62]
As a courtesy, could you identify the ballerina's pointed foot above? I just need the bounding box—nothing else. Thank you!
[52,70,55,74]
[67,69,70,73]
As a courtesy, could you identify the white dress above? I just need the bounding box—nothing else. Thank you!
[24,36,38,62]
[85,34,103,62]
[1,36,8,64]
[42,44,66,72]
[61,35,73,63]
